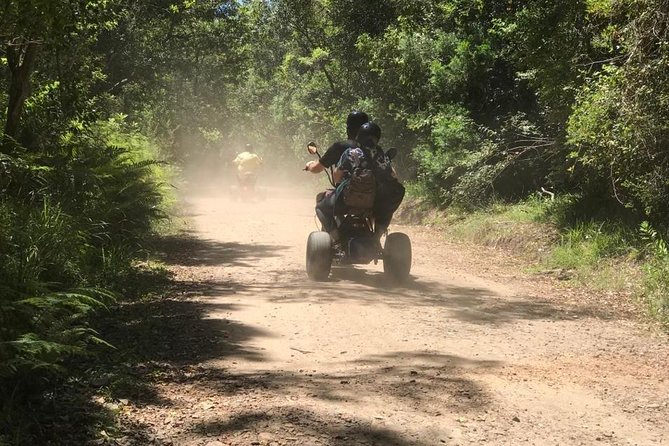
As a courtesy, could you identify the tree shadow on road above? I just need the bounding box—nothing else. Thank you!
[152,231,289,267]
[190,408,430,446]
[259,266,612,326]
[96,279,269,409]
[181,350,497,445]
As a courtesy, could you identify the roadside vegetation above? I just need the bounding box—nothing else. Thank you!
[400,190,668,325]
[2,0,669,444]
[0,3,172,445]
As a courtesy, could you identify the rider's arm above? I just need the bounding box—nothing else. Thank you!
[305,141,351,174]
[306,160,326,173]
[320,141,351,168]
[333,167,346,184]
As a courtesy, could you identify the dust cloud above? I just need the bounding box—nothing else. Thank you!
[175,129,323,190]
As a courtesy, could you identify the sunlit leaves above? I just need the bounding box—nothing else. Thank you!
[568,0,669,221]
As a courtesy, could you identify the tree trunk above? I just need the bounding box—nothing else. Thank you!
[4,42,39,138]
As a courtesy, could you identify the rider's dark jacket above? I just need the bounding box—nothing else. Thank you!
[319,139,356,169]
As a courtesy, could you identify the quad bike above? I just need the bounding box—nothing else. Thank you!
[231,172,266,201]
[304,142,412,282]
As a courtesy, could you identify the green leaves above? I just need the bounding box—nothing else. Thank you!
[19,288,116,314]
[0,286,117,382]
[567,0,669,223]
[640,221,669,258]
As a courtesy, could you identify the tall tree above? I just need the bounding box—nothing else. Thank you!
[1,0,115,141]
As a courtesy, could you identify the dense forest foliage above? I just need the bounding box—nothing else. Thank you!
[1,0,668,442]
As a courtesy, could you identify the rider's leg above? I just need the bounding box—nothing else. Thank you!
[373,180,406,240]
[374,214,392,236]
[316,191,337,233]
[373,214,392,252]
[248,174,257,190]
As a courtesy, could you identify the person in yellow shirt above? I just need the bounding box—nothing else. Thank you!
[233,144,263,191]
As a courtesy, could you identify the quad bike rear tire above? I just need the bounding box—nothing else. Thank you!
[306,231,332,281]
[383,232,412,281]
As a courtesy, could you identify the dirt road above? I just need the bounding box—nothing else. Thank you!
[121,188,669,446]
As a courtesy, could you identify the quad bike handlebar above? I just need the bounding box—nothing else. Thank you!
[304,141,336,186]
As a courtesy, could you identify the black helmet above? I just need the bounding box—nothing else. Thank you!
[346,110,369,139]
[356,122,381,147]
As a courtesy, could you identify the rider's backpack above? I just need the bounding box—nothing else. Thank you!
[342,166,376,210]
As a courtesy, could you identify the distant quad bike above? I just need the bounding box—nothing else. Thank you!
[231,172,266,202]
[304,142,412,282]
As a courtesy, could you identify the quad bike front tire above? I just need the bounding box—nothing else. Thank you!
[306,231,332,281]
[383,232,412,281]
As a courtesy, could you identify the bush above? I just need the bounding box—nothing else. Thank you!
[568,1,669,229]
[411,107,486,206]
[413,109,558,209]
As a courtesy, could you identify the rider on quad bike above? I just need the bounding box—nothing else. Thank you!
[305,111,369,239]
[334,122,405,246]
[233,144,263,194]
[303,122,410,282]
